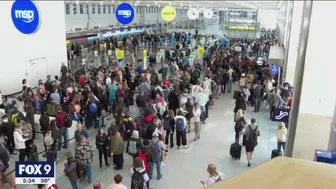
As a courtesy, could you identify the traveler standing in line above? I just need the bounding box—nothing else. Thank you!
[174,111,189,149]
[64,151,79,189]
[126,130,142,159]
[0,115,16,157]
[242,118,260,167]
[148,132,166,180]
[110,126,124,170]
[200,164,224,187]
[276,122,287,153]
[109,80,119,114]
[253,81,263,113]
[108,174,127,189]
[75,135,94,183]
[95,128,110,168]
[227,66,234,93]
[0,136,15,189]
[193,105,202,141]
[25,101,35,140]
[56,106,68,151]
[269,89,286,120]
[163,110,175,148]
[14,122,28,161]
[92,181,104,189]
[130,157,150,189]
[74,122,89,144]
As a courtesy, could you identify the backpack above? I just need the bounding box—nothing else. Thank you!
[137,149,149,172]
[223,73,230,83]
[150,140,161,161]
[44,131,54,148]
[11,112,20,127]
[163,117,171,130]
[175,118,185,132]
[211,176,222,183]
[150,73,158,85]
[232,71,237,80]
[131,168,146,189]
[128,140,138,155]
[89,102,97,113]
[65,114,72,128]
[247,125,258,147]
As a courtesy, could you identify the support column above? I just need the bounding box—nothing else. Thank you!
[286,1,336,160]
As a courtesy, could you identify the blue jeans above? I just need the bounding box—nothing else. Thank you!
[148,161,162,179]
[254,99,261,112]
[110,99,117,113]
[57,127,68,150]
[84,163,92,182]
[139,107,146,115]
[69,176,78,189]
[227,79,233,92]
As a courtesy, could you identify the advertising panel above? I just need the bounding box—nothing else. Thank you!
[11,0,41,34]
[115,3,135,25]
[161,6,176,22]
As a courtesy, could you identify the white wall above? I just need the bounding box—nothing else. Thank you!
[258,9,278,29]
[285,1,303,85]
[298,2,336,116]
[277,1,288,46]
[0,1,67,95]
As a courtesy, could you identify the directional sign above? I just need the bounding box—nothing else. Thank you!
[272,108,290,123]
[270,64,279,76]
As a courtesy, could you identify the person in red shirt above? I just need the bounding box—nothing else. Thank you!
[55,106,68,151]
[79,74,87,87]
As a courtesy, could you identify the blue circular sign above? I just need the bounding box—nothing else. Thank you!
[11,0,41,34]
[115,3,135,25]
[270,64,279,76]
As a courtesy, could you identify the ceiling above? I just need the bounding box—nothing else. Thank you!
[75,1,281,10]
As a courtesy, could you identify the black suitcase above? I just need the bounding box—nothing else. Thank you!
[271,149,282,159]
[230,142,242,160]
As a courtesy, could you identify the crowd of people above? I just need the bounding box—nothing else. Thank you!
[0,31,291,189]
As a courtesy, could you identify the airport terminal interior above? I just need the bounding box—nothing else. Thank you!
[1,0,336,189]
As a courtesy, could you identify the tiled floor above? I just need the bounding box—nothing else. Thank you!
[6,82,279,189]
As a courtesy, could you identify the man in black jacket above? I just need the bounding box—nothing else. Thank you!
[0,140,14,189]
[0,115,16,156]
[25,102,35,140]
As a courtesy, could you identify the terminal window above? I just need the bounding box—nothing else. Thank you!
[98,5,101,14]
[92,5,95,14]
[103,5,106,14]
[80,4,84,14]
[108,5,111,14]
[72,4,77,14]
[113,6,115,13]
[65,4,70,14]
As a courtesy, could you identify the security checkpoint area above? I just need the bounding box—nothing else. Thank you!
[1,1,336,189]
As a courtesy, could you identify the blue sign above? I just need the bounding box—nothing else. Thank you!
[146,25,150,29]
[11,0,41,34]
[270,64,279,76]
[272,108,290,123]
[315,150,336,164]
[115,3,135,25]
[120,27,124,32]
[112,28,116,33]
[152,24,156,28]
[127,26,132,31]
[140,25,144,29]
[102,29,107,34]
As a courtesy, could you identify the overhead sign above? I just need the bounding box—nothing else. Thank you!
[187,8,199,20]
[203,9,213,19]
[115,3,135,25]
[270,64,280,76]
[272,108,290,123]
[229,18,256,24]
[11,0,41,34]
[229,26,256,30]
[161,6,176,22]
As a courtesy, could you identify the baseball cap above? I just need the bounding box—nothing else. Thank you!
[152,132,159,138]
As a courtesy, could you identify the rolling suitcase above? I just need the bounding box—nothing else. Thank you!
[230,141,242,160]
[271,149,282,159]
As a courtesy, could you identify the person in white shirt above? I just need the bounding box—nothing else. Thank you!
[227,67,234,92]
[106,76,112,86]
[201,164,224,187]
[191,83,203,100]
[14,122,28,161]
[276,122,287,153]
[193,105,202,140]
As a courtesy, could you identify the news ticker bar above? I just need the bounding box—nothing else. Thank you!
[15,178,55,185]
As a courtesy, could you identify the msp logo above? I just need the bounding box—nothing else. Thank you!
[11,0,41,34]
[115,3,135,25]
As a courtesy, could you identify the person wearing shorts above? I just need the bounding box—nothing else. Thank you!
[193,105,202,140]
